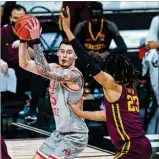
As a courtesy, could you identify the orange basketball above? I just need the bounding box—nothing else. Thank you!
[15,14,40,40]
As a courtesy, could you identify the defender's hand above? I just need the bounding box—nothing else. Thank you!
[25,18,41,40]
[69,98,84,111]
[60,6,71,32]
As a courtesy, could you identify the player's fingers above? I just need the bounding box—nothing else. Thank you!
[27,20,33,28]
[60,12,64,19]
[68,102,74,108]
[25,25,30,31]
[35,19,40,29]
[66,6,70,18]
[32,18,36,28]
[79,98,84,104]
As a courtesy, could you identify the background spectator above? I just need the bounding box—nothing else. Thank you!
[74,1,127,65]
[1,4,46,124]
[142,15,159,158]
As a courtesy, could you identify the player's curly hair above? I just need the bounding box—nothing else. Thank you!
[103,54,139,88]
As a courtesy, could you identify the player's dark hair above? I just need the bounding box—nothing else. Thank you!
[89,1,103,11]
[59,38,71,47]
[103,54,139,88]
[10,4,27,16]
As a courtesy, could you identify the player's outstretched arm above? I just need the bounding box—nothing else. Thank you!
[60,7,118,90]
[69,99,106,121]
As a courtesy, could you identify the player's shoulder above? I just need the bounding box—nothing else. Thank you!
[106,20,119,33]
[70,67,83,77]
[106,20,117,27]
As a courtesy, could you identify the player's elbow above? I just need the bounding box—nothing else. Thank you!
[19,61,28,69]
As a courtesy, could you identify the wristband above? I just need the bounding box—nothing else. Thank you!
[33,38,40,44]
[20,39,27,43]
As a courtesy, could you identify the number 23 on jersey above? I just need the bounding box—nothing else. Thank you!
[127,95,139,112]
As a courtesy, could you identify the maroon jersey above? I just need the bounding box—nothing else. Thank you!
[104,86,145,146]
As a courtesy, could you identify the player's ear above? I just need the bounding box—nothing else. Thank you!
[73,52,77,59]
[57,50,60,56]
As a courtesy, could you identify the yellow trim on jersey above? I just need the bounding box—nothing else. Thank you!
[88,19,104,41]
[112,104,125,141]
[112,104,130,141]
[114,141,131,159]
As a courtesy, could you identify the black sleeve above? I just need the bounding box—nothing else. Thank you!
[70,38,101,76]
[107,21,127,54]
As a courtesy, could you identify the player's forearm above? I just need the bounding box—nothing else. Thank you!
[111,35,127,54]
[74,110,106,121]
[65,29,101,76]
[19,43,31,68]
[28,47,34,59]
[33,42,51,77]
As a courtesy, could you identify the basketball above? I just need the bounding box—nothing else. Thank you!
[15,14,40,40]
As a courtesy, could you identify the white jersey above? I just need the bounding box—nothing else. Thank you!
[49,68,89,133]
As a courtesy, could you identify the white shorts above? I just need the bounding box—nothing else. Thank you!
[37,130,88,159]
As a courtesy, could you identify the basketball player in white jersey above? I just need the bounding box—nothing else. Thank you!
[18,18,88,159]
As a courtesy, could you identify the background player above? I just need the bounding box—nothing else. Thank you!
[60,6,152,159]
[18,18,88,159]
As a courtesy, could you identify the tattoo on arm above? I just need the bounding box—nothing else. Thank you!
[51,68,83,88]
[34,44,52,79]
[34,44,83,87]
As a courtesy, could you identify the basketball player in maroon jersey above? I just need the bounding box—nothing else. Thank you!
[60,6,152,159]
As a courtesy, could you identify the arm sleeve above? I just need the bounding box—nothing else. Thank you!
[70,38,101,76]
[107,21,127,54]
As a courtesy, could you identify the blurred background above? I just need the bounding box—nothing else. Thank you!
[0,1,159,159]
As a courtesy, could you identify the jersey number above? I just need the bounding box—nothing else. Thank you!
[127,95,139,112]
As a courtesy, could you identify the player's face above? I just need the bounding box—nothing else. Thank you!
[90,9,102,24]
[57,44,77,68]
[10,9,26,25]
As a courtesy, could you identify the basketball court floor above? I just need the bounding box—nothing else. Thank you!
[6,138,115,159]
[5,122,115,159]
[5,122,159,159]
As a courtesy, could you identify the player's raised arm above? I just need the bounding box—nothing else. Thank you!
[60,7,118,90]
[19,18,82,86]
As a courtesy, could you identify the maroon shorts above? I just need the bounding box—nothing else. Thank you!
[115,136,152,159]
[1,135,12,159]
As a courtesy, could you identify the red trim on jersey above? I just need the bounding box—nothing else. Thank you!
[36,151,47,159]
[48,154,60,159]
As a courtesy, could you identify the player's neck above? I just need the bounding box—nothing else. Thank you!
[91,19,102,34]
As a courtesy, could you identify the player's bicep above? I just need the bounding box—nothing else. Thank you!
[93,71,117,90]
